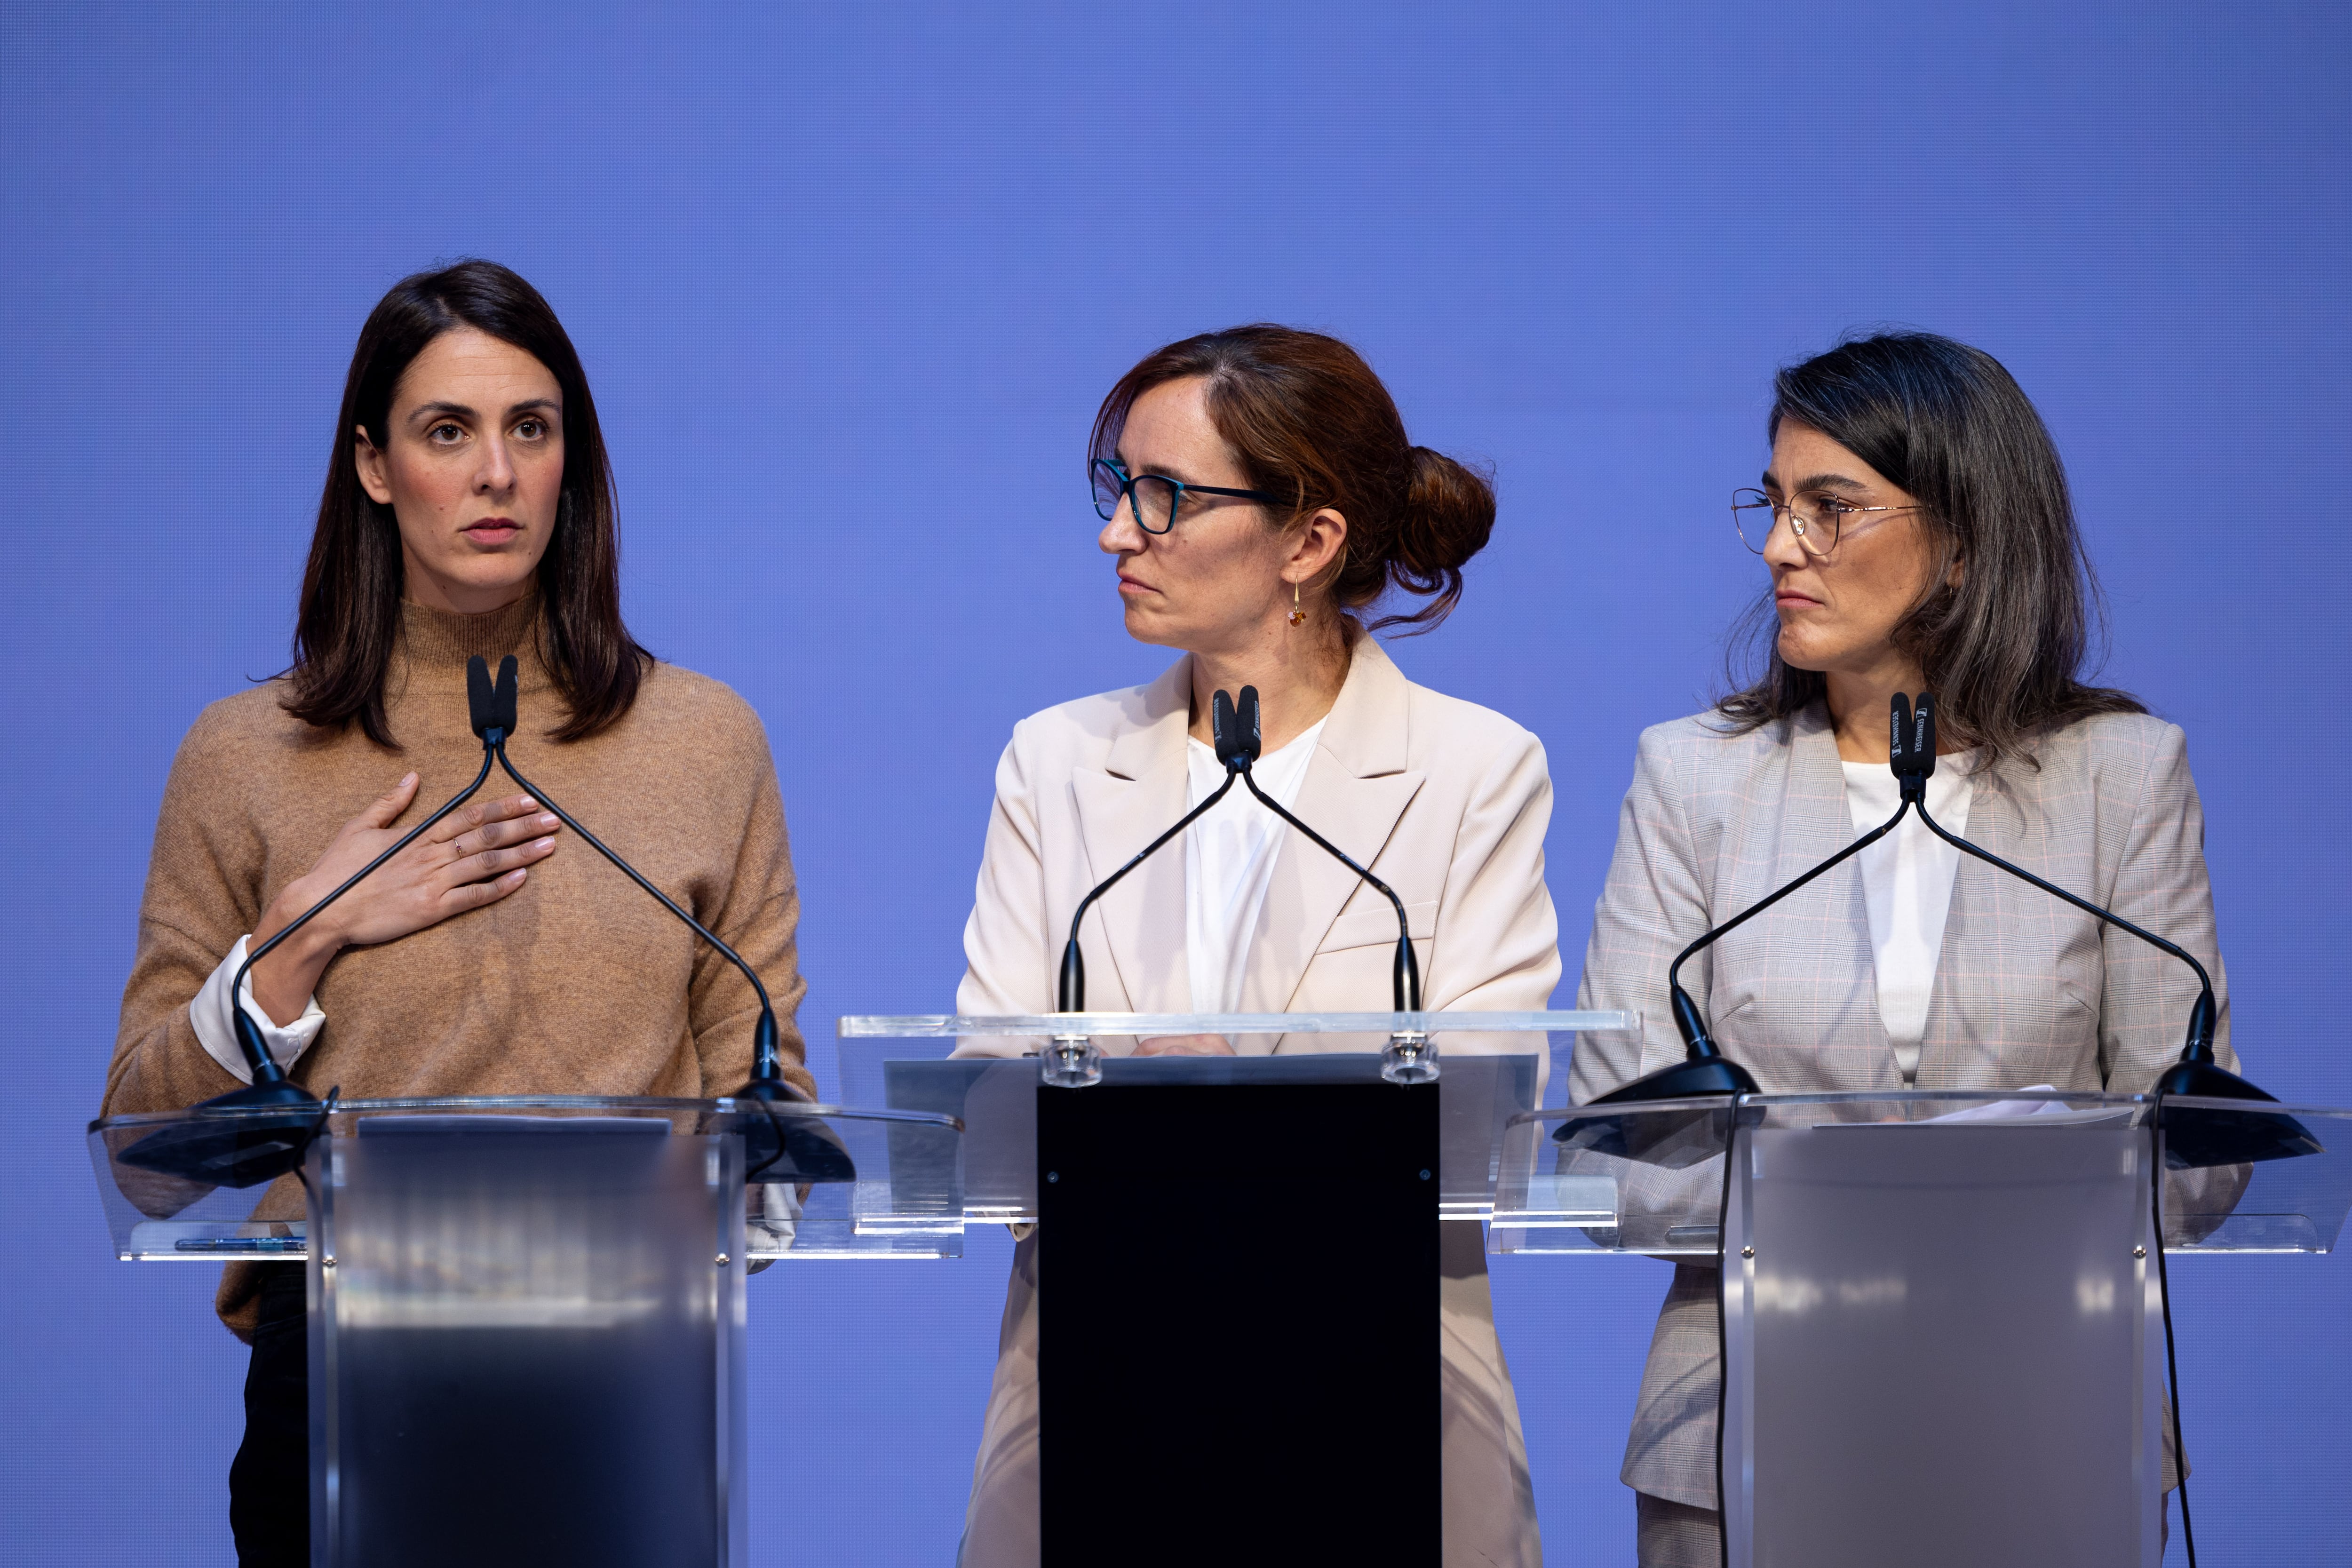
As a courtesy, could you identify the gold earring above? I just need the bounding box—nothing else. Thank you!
[1288,581,1305,628]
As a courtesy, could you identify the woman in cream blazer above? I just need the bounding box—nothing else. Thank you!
[953,325,1559,1568]
[959,635,1557,1027]
[1573,332,2236,1566]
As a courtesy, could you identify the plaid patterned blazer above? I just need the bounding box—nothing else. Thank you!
[1569,701,2235,1508]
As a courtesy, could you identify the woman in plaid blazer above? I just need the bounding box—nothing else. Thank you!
[1570,332,2238,1566]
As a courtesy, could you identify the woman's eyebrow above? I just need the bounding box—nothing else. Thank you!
[1127,458,1202,485]
[1792,471,1870,493]
[406,398,559,425]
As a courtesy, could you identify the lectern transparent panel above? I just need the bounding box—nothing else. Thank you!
[88,1094,966,1262]
[1720,1113,2159,1568]
[311,1106,743,1568]
[1496,1091,2352,1257]
[2152,1094,2352,1253]
[836,1011,1633,1222]
[86,1094,964,1568]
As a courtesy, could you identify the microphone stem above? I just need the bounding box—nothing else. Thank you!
[492,740,783,1080]
[1239,768,1422,1012]
[1911,799,2219,1056]
[1664,798,1915,1051]
[1057,768,1241,1011]
[227,745,499,1083]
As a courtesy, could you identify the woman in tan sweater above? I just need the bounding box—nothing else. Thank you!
[104,260,813,1567]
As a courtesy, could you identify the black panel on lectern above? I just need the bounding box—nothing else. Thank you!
[1037,1080,1440,1568]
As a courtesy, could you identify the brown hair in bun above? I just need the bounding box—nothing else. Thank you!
[1092,324,1495,633]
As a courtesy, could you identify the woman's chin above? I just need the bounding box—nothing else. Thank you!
[413,557,543,613]
[1119,605,1184,649]
[1775,631,1832,674]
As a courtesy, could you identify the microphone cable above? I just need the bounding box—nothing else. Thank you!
[1900,691,2209,1564]
[2150,1088,2196,1566]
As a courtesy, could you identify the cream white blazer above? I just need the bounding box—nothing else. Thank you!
[957,635,1561,1029]
[953,635,1562,1568]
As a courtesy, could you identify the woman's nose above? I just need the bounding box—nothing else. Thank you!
[1760,507,1810,570]
[476,435,516,494]
[1098,504,1144,554]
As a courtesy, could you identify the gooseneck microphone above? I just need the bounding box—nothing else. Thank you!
[1054,685,1425,1018]
[468,658,788,1090]
[119,674,510,1187]
[1584,696,1942,1108]
[1895,692,2312,1169]
[1224,685,1422,1014]
[1899,691,2225,1069]
[463,657,835,1180]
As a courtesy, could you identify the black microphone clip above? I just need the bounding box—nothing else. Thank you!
[1213,685,1263,772]
[1890,692,1936,803]
[468,654,519,745]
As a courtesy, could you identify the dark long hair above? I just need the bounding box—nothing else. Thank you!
[283,260,648,746]
[1716,331,2143,766]
[1091,324,1495,634]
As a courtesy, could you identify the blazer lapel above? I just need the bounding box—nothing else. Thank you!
[1753,706,1893,1085]
[1071,657,1192,1013]
[1245,639,1425,1015]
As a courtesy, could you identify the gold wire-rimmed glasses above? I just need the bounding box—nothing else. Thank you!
[1732,487,1918,557]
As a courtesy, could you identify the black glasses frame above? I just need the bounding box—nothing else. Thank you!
[1091,458,1283,535]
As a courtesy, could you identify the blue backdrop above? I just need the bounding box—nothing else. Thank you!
[4,4,2347,1562]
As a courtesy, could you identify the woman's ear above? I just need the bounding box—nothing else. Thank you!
[354,425,394,505]
[1285,507,1348,587]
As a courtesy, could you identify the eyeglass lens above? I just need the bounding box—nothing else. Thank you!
[1091,463,1183,533]
[1731,488,1837,556]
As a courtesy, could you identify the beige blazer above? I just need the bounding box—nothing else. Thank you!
[954,635,1562,1568]
[1572,701,2235,1510]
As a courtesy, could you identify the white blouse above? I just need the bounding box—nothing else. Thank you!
[1183,719,1327,1015]
[1840,754,1977,1082]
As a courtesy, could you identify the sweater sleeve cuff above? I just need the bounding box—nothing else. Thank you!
[189,936,326,1084]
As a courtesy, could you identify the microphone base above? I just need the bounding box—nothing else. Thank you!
[1589,1053,1761,1106]
[2151,1059,2324,1170]
[1554,1053,1760,1158]
[115,1078,326,1189]
[724,1076,858,1184]
[730,1075,810,1104]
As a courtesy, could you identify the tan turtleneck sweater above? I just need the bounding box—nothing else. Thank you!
[106,595,813,1335]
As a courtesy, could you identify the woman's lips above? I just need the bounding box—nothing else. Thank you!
[1117,573,1154,596]
[463,520,521,545]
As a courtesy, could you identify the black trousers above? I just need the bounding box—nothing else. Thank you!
[228,1265,310,1567]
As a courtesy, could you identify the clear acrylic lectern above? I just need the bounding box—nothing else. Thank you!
[1506,1090,2352,1568]
[837,1009,1633,1225]
[89,1094,961,1568]
[837,1010,1631,1567]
